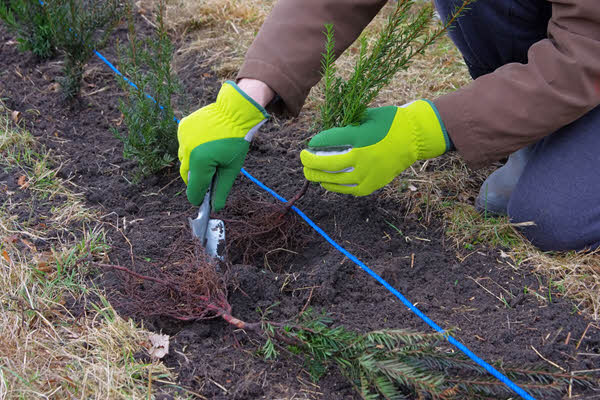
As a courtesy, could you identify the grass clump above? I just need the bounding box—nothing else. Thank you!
[319,0,474,130]
[0,0,55,59]
[445,203,527,250]
[0,109,177,398]
[48,0,123,99]
[114,1,181,178]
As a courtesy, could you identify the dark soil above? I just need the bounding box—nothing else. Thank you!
[1,18,598,400]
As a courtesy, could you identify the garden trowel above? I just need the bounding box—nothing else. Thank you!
[189,179,226,261]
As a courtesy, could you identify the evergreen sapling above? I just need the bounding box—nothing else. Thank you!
[319,0,475,130]
[0,0,55,59]
[48,0,123,99]
[262,310,595,399]
[113,1,182,178]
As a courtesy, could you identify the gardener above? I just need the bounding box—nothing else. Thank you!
[177,0,600,252]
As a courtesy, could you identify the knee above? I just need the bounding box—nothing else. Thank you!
[508,191,600,252]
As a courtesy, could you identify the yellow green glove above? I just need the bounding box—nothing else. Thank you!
[178,81,269,210]
[300,100,451,196]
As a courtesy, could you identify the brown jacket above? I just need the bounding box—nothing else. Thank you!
[238,0,600,168]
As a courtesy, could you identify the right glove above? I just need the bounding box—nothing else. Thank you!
[177,81,269,210]
[300,100,451,196]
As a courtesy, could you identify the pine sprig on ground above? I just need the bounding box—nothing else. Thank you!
[264,310,595,399]
[319,0,475,130]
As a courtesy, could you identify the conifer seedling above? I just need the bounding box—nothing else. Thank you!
[48,0,123,99]
[113,0,182,179]
[0,0,55,59]
[319,0,474,130]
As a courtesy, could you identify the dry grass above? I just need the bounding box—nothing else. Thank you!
[0,111,179,399]
[382,153,600,319]
[159,0,600,318]
[159,0,275,79]
[516,244,600,319]
[163,0,272,31]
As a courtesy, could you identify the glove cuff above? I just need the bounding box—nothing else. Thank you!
[401,99,452,159]
[215,81,270,140]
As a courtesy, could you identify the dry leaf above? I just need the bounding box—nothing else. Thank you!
[17,175,29,189]
[148,333,169,359]
[37,261,54,273]
[2,250,10,263]
[11,110,21,123]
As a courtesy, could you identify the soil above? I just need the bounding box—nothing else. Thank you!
[1,18,599,400]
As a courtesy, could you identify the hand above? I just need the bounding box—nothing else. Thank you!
[300,100,451,196]
[178,81,269,210]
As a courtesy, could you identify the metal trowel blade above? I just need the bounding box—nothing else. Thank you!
[205,219,225,261]
[188,180,226,261]
[189,214,226,261]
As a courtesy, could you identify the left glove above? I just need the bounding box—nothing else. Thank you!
[178,81,269,210]
[300,100,451,196]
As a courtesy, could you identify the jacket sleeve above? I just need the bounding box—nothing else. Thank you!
[237,0,387,116]
[434,0,600,168]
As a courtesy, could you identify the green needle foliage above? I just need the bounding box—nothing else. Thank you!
[319,0,475,130]
[263,310,595,399]
[113,1,181,179]
[0,0,55,59]
[48,0,123,99]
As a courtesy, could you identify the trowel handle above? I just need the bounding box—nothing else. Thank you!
[195,177,216,239]
[198,182,212,215]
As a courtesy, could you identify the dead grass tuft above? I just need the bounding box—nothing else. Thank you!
[164,0,272,31]
[160,0,274,80]
[510,244,600,320]
[0,112,178,398]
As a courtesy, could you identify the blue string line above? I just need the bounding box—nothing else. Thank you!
[94,50,180,124]
[36,3,536,396]
[242,170,534,398]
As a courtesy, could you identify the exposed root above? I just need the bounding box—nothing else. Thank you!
[222,183,311,268]
[281,180,309,214]
[96,238,243,323]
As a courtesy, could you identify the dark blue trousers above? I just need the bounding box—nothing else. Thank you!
[435,0,600,251]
